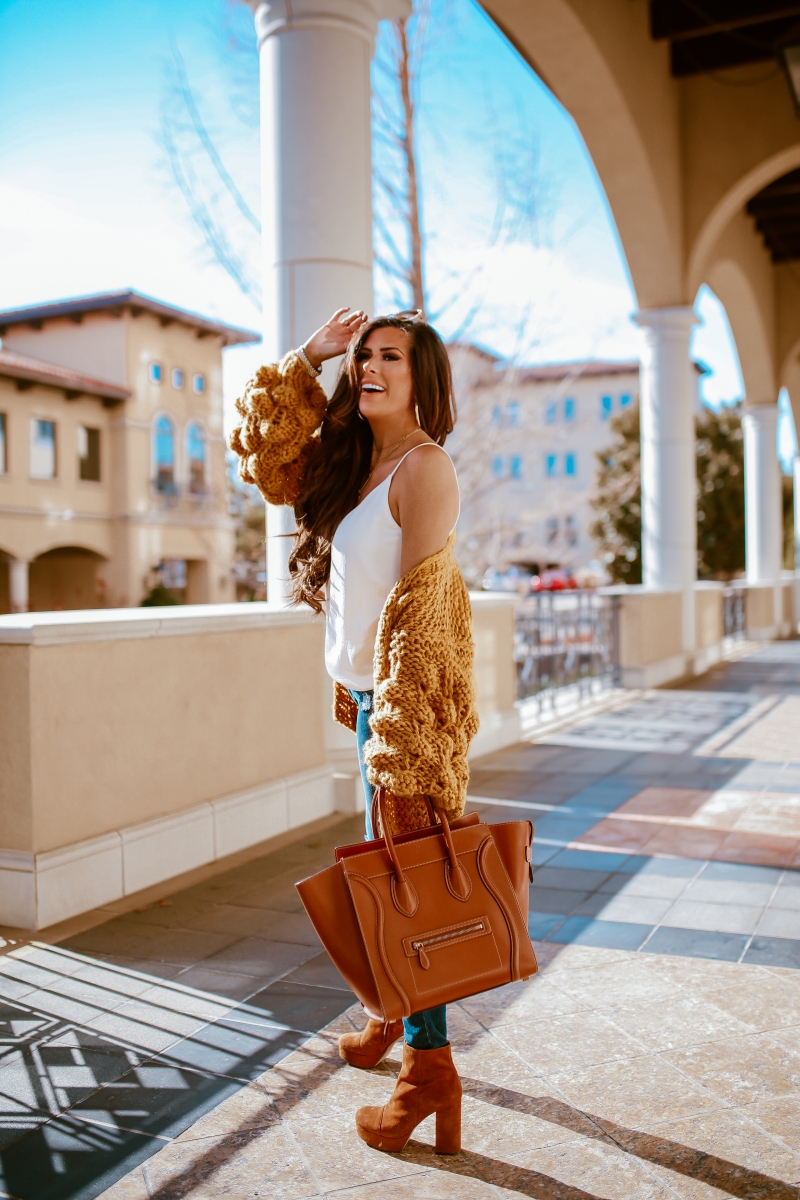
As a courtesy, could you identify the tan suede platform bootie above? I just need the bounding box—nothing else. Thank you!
[355,1042,462,1154]
[338,1018,403,1069]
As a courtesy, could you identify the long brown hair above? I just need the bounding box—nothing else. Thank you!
[289,314,456,611]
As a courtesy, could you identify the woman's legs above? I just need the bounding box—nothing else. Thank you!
[403,1007,448,1049]
[349,686,447,1050]
[349,689,376,840]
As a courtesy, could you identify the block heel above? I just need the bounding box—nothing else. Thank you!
[435,1099,461,1154]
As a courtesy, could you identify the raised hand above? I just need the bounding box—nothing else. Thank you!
[303,308,370,367]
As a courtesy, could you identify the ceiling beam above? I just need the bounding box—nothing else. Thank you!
[670,17,797,76]
[651,1,800,42]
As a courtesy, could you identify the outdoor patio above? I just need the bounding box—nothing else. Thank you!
[0,640,798,1199]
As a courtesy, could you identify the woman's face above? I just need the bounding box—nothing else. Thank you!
[356,327,414,425]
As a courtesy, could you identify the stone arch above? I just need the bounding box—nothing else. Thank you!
[0,546,12,615]
[703,259,775,408]
[483,0,683,307]
[688,146,800,293]
[29,545,109,612]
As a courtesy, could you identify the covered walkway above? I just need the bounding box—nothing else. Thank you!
[0,642,797,1198]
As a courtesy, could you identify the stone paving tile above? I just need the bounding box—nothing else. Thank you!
[744,936,800,969]
[528,912,567,940]
[665,898,766,935]
[642,926,749,961]
[597,871,692,898]
[681,877,777,905]
[574,893,674,924]
[755,908,800,938]
[662,1031,800,1104]
[528,886,592,915]
[547,917,652,950]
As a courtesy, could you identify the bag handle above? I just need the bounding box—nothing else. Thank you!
[376,788,471,913]
[370,789,436,843]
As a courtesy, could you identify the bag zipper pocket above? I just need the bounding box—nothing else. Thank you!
[403,917,491,970]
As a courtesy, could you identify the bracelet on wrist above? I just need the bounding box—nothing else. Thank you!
[296,345,323,378]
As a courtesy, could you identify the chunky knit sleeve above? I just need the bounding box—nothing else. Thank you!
[363,538,479,819]
[228,351,327,505]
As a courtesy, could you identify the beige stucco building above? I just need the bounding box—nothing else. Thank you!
[0,291,259,612]
[448,343,640,586]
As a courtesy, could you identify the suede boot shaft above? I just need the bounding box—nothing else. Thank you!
[355,1042,462,1154]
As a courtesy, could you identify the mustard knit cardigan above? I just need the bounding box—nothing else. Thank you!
[229,351,479,819]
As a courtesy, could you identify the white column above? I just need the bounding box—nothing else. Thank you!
[793,454,800,571]
[251,0,407,603]
[634,307,698,656]
[742,405,781,585]
[10,558,29,613]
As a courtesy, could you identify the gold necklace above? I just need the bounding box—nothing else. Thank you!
[359,427,421,498]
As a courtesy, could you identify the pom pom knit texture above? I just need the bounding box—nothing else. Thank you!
[363,533,478,818]
[229,351,326,505]
[229,354,479,820]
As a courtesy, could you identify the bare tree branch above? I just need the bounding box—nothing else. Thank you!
[169,43,261,235]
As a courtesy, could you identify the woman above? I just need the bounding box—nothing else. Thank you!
[230,307,479,1155]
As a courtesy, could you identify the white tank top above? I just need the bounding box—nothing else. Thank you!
[325,443,457,691]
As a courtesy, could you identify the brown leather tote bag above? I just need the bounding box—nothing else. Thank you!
[295,788,538,1020]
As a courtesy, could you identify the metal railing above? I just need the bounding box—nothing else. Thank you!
[514,590,620,702]
[723,585,746,640]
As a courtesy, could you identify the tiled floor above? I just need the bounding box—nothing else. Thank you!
[99,946,800,1200]
[465,641,800,970]
[0,639,798,1198]
[0,822,363,1200]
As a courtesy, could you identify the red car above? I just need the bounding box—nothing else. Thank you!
[530,569,579,592]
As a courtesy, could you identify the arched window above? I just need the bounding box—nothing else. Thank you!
[186,421,206,494]
[154,415,175,493]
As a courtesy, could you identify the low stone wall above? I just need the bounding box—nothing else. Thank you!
[599,586,686,688]
[0,605,343,928]
[734,577,797,640]
[0,595,521,929]
[468,593,521,756]
[694,581,724,674]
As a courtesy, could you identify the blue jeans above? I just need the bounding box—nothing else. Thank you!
[349,688,448,1051]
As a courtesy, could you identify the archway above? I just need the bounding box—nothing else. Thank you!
[0,548,11,615]
[29,546,108,612]
[482,0,683,308]
[704,254,776,407]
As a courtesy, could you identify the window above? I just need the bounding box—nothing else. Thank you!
[0,413,6,474]
[160,559,186,590]
[600,395,612,419]
[491,455,504,478]
[564,452,577,476]
[507,401,520,427]
[545,453,557,478]
[509,454,522,480]
[619,393,632,408]
[149,362,162,384]
[563,397,576,421]
[565,515,578,546]
[192,373,205,394]
[78,426,101,481]
[186,421,206,494]
[30,419,56,479]
[491,405,502,427]
[172,368,184,390]
[154,415,176,493]
[545,400,557,424]
[546,517,558,544]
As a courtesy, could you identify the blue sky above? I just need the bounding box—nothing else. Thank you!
[0,0,795,463]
